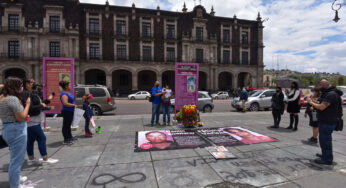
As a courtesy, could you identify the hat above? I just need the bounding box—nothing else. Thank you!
[87,94,94,99]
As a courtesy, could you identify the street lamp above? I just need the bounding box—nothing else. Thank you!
[332,0,343,23]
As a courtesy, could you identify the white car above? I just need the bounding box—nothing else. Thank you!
[211,91,229,99]
[128,91,151,100]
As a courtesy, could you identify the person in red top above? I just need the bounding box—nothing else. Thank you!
[225,128,275,144]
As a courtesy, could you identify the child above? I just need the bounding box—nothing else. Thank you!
[304,87,320,144]
[83,94,94,137]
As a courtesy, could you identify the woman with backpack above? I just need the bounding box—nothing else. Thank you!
[23,78,58,164]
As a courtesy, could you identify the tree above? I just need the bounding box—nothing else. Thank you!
[338,76,344,86]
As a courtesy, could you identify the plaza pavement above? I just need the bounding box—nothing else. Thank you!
[1,109,346,188]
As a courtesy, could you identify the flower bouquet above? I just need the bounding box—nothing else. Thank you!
[180,105,199,128]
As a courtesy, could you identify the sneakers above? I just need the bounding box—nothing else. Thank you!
[20,176,28,183]
[167,122,171,126]
[62,140,73,145]
[18,184,34,188]
[39,158,59,164]
[162,122,167,126]
[308,137,318,144]
[85,132,93,138]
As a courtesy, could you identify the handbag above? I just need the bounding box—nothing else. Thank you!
[335,118,343,131]
[0,135,8,149]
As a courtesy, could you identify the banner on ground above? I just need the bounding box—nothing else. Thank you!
[43,57,75,114]
[135,127,276,152]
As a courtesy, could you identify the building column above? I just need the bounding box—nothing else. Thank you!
[132,72,138,90]
[75,63,80,85]
[157,73,162,85]
[233,74,238,89]
[106,73,112,89]
[80,72,85,84]
[34,64,40,83]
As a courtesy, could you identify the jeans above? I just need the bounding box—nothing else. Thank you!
[27,124,47,158]
[2,121,27,188]
[162,105,171,123]
[318,122,336,163]
[85,117,90,133]
[151,103,161,125]
[62,110,74,141]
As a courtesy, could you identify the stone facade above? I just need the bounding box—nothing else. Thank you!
[0,0,264,93]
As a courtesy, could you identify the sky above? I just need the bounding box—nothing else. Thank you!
[80,0,346,75]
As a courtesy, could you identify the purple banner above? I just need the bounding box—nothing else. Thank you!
[175,63,199,113]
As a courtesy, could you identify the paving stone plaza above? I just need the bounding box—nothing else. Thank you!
[1,110,346,188]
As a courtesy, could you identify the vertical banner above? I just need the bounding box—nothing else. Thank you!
[43,57,74,114]
[175,63,199,114]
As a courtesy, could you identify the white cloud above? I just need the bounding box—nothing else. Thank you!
[80,0,346,75]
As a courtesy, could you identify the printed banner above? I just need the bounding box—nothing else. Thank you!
[135,129,211,152]
[220,127,277,144]
[43,57,74,114]
[175,63,199,113]
[135,127,276,152]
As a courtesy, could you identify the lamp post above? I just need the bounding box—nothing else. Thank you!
[332,0,343,23]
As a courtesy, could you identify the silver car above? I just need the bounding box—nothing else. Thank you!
[211,91,230,99]
[128,91,151,100]
[171,91,214,113]
[232,89,287,112]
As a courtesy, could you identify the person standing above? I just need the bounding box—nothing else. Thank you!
[162,85,173,126]
[23,78,59,164]
[59,81,76,145]
[83,94,94,137]
[151,81,164,126]
[285,82,300,131]
[239,88,249,112]
[304,87,320,144]
[307,79,343,165]
[270,87,285,128]
[0,77,33,188]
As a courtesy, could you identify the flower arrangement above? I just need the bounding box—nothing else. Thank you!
[179,105,198,128]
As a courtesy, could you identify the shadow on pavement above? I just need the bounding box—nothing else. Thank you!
[301,140,319,147]
[266,126,295,133]
[0,181,9,188]
[47,141,63,148]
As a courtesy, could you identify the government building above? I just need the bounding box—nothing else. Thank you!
[0,0,264,94]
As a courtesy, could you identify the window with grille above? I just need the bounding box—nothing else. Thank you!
[142,46,152,61]
[49,42,60,57]
[223,50,230,64]
[196,27,203,41]
[117,45,127,60]
[142,22,151,37]
[242,51,249,65]
[166,47,175,62]
[223,29,230,43]
[8,41,19,58]
[166,24,175,39]
[196,49,204,63]
[116,20,126,36]
[8,14,19,32]
[49,16,60,33]
[242,31,249,44]
[90,43,100,59]
[89,18,99,34]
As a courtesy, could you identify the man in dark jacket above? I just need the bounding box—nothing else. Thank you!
[307,79,343,165]
[239,88,249,112]
[270,87,285,128]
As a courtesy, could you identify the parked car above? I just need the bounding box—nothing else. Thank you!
[342,94,346,105]
[211,91,229,99]
[128,91,151,100]
[171,91,214,113]
[75,85,116,115]
[300,97,308,108]
[232,89,285,112]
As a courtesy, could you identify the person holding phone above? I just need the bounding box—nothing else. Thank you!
[23,78,58,164]
[0,77,33,188]
[304,87,320,144]
[59,80,76,145]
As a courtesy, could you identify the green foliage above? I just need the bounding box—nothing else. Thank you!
[338,76,344,85]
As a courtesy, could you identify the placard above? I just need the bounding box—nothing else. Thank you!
[43,57,74,114]
[175,63,199,114]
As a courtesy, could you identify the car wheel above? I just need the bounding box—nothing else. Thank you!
[91,105,102,116]
[226,96,229,99]
[264,108,270,111]
[130,96,135,100]
[249,103,259,112]
[203,105,212,113]
[145,96,149,100]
